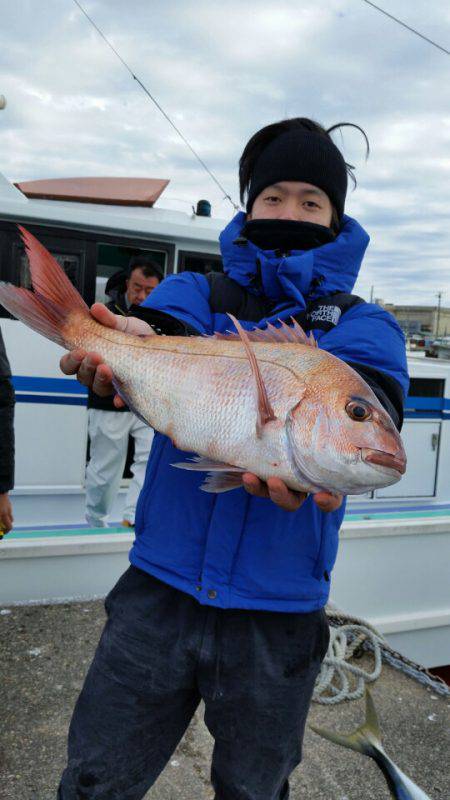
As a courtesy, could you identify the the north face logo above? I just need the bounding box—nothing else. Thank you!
[308,305,342,326]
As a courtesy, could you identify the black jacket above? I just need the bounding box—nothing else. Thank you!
[0,328,15,493]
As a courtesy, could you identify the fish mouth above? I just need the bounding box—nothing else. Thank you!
[361,448,406,475]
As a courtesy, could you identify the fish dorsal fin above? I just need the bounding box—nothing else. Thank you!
[226,314,277,435]
[214,317,317,347]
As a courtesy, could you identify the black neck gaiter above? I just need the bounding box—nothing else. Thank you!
[241,219,336,253]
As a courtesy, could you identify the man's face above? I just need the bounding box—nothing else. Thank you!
[248,181,333,227]
[126,268,160,305]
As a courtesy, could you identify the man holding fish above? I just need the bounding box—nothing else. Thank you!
[0,117,409,799]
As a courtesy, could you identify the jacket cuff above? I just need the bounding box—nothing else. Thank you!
[128,306,202,337]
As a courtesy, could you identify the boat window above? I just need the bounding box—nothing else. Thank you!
[18,250,81,291]
[0,224,176,315]
[178,251,222,275]
[95,242,167,304]
[0,225,92,317]
[408,378,445,397]
[6,231,86,301]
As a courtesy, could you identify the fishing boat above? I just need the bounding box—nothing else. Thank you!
[0,173,449,672]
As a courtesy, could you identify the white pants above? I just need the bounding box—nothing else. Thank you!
[85,409,154,527]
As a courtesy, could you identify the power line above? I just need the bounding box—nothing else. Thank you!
[360,0,450,57]
[72,0,240,210]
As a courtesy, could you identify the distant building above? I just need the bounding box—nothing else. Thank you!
[382,304,450,337]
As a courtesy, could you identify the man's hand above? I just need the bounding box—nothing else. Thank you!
[60,303,154,407]
[0,493,13,536]
[242,474,342,513]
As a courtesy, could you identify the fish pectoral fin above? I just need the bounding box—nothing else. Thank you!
[111,377,149,426]
[225,314,277,436]
[170,456,246,493]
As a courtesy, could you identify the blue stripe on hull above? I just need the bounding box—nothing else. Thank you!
[406,396,450,411]
[404,411,449,418]
[15,394,87,406]
[12,375,87,395]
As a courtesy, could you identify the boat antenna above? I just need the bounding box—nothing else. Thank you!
[72,0,240,211]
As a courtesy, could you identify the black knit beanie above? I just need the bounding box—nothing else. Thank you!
[246,128,348,219]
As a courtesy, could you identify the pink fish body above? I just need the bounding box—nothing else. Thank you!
[0,227,406,495]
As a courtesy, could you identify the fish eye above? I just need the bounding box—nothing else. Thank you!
[346,400,371,422]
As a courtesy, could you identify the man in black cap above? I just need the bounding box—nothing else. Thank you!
[59,118,408,800]
[85,255,162,528]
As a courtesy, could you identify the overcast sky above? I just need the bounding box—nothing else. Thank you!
[1,0,449,305]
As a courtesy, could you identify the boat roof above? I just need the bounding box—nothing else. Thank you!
[14,176,170,207]
[0,172,227,246]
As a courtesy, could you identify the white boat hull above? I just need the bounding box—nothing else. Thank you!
[1,511,449,669]
[331,515,450,668]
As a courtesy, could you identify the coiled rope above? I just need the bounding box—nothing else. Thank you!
[313,607,449,704]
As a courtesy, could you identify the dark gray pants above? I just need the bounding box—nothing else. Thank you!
[58,566,329,800]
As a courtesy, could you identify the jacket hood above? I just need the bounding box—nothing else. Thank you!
[219,211,370,310]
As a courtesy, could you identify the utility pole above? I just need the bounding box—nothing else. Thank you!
[370,285,374,303]
[435,291,442,337]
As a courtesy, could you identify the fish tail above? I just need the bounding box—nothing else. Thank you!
[312,688,433,799]
[0,226,89,348]
[310,688,383,757]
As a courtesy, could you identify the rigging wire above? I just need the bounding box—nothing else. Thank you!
[360,0,450,57]
[72,0,240,211]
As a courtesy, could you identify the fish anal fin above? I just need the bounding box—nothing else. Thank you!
[201,471,245,493]
[171,456,246,493]
[226,314,277,435]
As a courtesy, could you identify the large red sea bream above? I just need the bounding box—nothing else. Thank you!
[0,228,406,496]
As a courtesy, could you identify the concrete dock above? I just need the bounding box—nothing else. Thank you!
[0,599,448,799]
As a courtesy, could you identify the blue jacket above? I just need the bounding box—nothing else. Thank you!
[130,213,409,612]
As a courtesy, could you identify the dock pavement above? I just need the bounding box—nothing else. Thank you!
[0,599,448,799]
